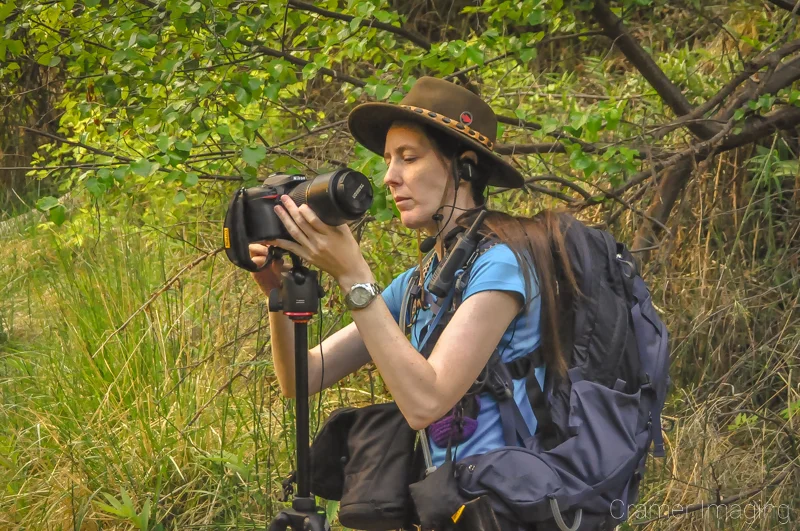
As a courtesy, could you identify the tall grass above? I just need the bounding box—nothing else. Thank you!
[0,213,365,529]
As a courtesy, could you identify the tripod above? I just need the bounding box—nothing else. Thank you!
[267,251,330,531]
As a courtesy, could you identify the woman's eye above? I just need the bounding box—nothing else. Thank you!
[403,157,417,163]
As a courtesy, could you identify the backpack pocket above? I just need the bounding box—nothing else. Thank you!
[456,379,646,524]
[337,403,419,531]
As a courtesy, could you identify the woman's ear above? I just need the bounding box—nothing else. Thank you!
[459,150,479,165]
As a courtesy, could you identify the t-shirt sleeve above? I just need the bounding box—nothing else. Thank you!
[380,268,415,324]
[462,244,537,307]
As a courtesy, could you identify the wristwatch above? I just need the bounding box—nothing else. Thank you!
[344,282,381,310]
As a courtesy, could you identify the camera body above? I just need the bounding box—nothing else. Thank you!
[223,169,373,272]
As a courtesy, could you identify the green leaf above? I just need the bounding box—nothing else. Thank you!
[182,172,198,187]
[113,167,128,182]
[49,205,66,225]
[527,9,544,25]
[131,159,154,177]
[302,63,319,79]
[242,145,267,167]
[195,130,210,143]
[519,47,537,62]
[572,154,593,171]
[375,208,394,222]
[375,83,393,101]
[191,106,205,122]
[175,139,192,152]
[465,46,484,65]
[36,196,59,211]
[173,191,186,204]
[86,177,105,197]
[156,134,171,153]
[7,40,23,55]
[0,1,16,22]
[235,86,250,104]
[136,34,158,49]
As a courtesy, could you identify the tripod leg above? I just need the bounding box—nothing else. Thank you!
[269,511,292,531]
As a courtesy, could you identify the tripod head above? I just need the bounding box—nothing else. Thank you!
[267,250,326,322]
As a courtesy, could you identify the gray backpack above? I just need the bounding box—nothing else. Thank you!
[409,215,670,531]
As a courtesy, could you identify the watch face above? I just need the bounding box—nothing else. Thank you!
[350,286,372,306]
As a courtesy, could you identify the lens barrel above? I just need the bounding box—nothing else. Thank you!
[291,169,373,226]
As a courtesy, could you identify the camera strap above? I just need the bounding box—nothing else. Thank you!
[223,187,262,272]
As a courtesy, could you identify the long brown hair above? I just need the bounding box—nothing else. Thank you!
[423,124,579,378]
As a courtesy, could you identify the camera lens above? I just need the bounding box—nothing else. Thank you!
[334,169,373,216]
[299,169,373,226]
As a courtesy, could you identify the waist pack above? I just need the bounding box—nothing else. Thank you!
[404,213,670,531]
[305,402,421,531]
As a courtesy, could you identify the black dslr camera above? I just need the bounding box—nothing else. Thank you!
[223,169,373,272]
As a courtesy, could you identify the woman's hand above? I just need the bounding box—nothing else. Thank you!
[267,195,374,287]
[249,241,290,296]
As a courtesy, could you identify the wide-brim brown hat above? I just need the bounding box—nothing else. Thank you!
[347,77,524,189]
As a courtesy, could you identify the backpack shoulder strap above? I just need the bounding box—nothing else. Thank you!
[399,249,436,332]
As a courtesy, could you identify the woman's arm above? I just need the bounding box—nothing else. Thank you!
[249,243,371,398]
[269,313,371,398]
[338,270,521,429]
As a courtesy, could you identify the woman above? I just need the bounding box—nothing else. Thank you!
[249,77,575,469]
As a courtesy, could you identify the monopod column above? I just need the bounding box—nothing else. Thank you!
[293,318,311,499]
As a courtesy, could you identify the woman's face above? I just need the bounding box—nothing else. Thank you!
[383,122,452,232]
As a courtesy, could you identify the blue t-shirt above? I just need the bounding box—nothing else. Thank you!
[381,243,545,466]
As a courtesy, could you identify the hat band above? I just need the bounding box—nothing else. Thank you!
[399,105,494,151]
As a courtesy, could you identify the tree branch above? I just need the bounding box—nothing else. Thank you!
[524,174,593,201]
[591,0,719,139]
[287,0,430,50]
[21,127,132,162]
[495,142,566,155]
[654,38,800,138]
[721,105,800,150]
[766,0,800,12]
[239,38,366,88]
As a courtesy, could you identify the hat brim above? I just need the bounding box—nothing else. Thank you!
[348,102,524,189]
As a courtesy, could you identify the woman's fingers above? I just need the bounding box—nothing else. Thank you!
[249,242,269,258]
[277,196,327,237]
[296,203,328,232]
[274,202,313,249]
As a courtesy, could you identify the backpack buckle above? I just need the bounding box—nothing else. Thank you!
[616,253,636,278]
[486,358,514,401]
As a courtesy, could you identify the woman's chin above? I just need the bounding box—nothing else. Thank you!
[398,209,426,230]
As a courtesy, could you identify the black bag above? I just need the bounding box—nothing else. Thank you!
[308,402,420,531]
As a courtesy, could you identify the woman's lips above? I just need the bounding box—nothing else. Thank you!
[394,197,412,208]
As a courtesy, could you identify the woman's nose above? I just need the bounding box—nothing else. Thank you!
[383,161,402,187]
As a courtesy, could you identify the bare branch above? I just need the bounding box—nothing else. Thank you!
[655,38,800,138]
[721,105,800,150]
[495,142,566,155]
[287,0,431,50]
[21,126,132,162]
[591,0,719,139]
[239,38,366,88]
[524,174,593,202]
[766,0,800,12]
